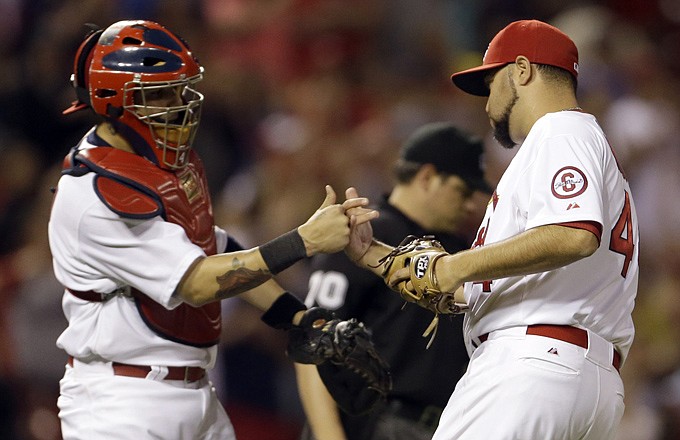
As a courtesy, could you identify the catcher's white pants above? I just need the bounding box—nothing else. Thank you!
[58,358,236,440]
[433,326,625,440]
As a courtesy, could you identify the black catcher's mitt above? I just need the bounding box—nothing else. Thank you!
[287,307,392,415]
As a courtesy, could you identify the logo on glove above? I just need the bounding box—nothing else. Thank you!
[413,255,430,279]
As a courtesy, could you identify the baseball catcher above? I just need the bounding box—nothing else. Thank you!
[52,19,384,439]
[376,235,468,347]
[286,307,392,415]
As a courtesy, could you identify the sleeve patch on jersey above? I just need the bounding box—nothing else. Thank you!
[94,175,163,219]
[551,166,588,199]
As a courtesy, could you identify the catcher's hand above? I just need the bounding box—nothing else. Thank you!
[375,235,468,347]
[287,308,392,415]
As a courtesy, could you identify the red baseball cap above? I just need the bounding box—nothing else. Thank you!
[451,20,579,96]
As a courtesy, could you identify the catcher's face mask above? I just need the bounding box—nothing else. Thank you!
[65,20,204,170]
[126,77,204,169]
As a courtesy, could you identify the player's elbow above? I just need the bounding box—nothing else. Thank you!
[546,225,599,262]
[175,282,212,307]
[572,229,600,259]
[178,287,211,307]
[175,257,212,307]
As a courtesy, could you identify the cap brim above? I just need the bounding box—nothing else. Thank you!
[62,101,89,115]
[451,62,507,97]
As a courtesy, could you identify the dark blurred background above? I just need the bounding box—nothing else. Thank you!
[1,1,680,439]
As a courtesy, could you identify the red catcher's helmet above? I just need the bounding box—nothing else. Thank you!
[64,20,204,170]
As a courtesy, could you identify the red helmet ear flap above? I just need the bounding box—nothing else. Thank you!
[63,25,103,115]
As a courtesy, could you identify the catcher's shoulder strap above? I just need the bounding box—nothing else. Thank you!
[63,147,165,219]
[95,176,162,219]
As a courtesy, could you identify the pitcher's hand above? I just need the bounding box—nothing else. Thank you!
[344,187,378,263]
[299,185,377,255]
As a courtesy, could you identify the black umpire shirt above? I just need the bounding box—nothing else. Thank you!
[304,195,470,439]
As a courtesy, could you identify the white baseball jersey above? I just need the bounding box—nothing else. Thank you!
[48,136,228,368]
[462,110,639,362]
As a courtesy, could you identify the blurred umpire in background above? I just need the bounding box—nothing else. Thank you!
[295,122,491,440]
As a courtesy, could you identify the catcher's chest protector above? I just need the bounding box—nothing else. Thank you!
[63,146,221,347]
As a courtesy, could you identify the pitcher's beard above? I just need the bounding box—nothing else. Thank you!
[492,118,516,149]
[490,87,519,149]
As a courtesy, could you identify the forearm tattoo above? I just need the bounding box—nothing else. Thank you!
[214,257,271,300]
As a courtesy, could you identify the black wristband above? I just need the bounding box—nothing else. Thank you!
[261,292,307,330]
[259,229,307,275]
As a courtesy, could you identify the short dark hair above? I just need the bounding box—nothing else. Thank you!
[392,159,423,184]
[535,63,577,93]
